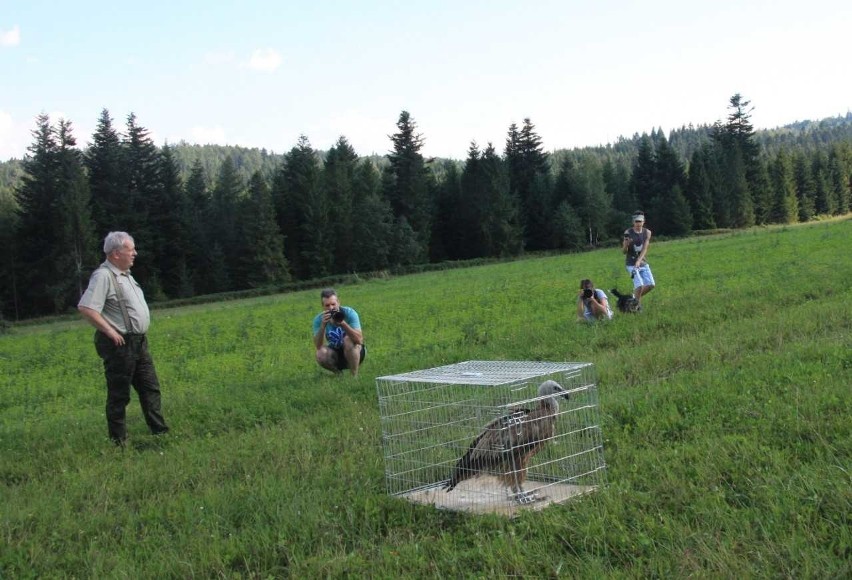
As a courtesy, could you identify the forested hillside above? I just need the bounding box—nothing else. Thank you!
[1,97,850,320]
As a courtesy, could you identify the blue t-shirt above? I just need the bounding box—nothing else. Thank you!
[312,306,361,349]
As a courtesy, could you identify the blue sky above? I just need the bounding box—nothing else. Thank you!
[1,0,850,161]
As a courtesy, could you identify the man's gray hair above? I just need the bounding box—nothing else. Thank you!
[103,231,134,255]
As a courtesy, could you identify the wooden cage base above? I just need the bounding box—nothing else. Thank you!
[399,476,597,516]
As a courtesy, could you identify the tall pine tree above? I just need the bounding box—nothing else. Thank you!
[55,119,97,306]
[122,113,163,294]
[350,159,392,271]
[323,137,359,272]
[85,109,126,235]
[274,136,330,279]
[240,171,290,287]
[768,149,799,224]
[15,115,95,315]
[506,118,550,251]
[385,111,431,262]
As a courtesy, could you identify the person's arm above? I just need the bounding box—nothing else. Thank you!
[78,305,125,346]
[313,314,327,350]
[622,231,630,254]
[576,294,585,320]
[340,320,363,345]
[339,308,364,344]
[635,229,652,265]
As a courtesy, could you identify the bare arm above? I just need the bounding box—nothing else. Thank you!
[635,229,652,265]
[313,314,328,350]
[78,305,124,346]
[341,321,363,345]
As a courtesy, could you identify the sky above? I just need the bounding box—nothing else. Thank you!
[1,0,850,162]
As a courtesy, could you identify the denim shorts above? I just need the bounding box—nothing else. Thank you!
[627,264,655,289]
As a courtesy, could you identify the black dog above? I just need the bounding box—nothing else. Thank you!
[611,288,641,313]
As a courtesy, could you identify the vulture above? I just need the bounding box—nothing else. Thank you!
[443,380,569,504]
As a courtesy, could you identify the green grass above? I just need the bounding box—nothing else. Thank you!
[1,218,850,578]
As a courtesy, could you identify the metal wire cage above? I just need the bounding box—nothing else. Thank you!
[376,360,607,515]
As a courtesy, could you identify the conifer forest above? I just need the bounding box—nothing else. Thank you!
[1,94,850,320]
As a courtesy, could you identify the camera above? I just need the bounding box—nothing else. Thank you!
[329,308,345,323]
[582,288,594,299]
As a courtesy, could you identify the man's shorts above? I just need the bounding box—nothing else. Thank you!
[627,264,655,290]
[332,344,366,370]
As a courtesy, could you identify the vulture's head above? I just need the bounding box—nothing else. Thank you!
[537,380,569,410]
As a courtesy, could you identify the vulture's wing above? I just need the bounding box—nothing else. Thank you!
[444,408,532,491]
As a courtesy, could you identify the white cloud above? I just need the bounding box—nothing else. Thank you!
[0,110,30,160]
[246,48,282,72]
[1,25,20,47]
[189,125,228,145]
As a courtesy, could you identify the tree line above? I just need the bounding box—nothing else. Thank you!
[1,95,850,321]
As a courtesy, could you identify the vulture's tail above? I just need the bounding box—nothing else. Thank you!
[443,448,477,492]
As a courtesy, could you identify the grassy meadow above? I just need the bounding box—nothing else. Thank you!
[1,218,850,578]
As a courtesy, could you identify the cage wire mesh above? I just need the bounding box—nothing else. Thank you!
[376,360,606,515]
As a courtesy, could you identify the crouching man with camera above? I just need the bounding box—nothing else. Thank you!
[313,288,366,377]
[576,279,613,322]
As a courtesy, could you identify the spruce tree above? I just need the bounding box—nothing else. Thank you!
[241,171,290,287]
[350,159,392,271]
[828,144,851,215]
[274,136,330,279]
[793,152,816,221]
[555,154,611,246]
[720,143,755,228]
[152,145,193,297]
[630,136,656,213]
[750,159,773,225]
[653,136,692,235]
[685,147,716,229]
[0,187,19,319]
[385,111,431,261]
[15,115,95,315]
[431,156,465,261]
[85,109,126,235]
[603,158,634,231]
[810,151,835,215]
[389,216,422,267]
[323,137,359,272]
[710,95,762,228]
[506,118,550,251]
[183,159,210,294]
[14,115,64,316]
[122,113,163,295]
[479,144,521,257]
[768,149,799,224]
[54,119,97,306]
[209,156,244,289]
